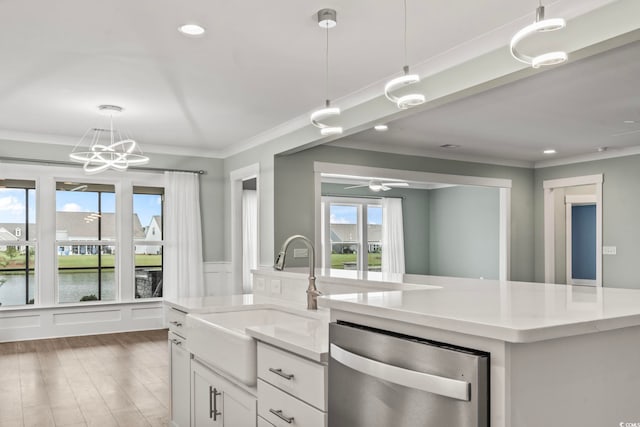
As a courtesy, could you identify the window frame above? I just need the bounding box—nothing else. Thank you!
[321,196,382,271]
[1,163,165,307]
[133,187,164,299]
[0,181,36,305]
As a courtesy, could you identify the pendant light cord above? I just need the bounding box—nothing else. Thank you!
[325,24,330,103]
[403,0,408,66]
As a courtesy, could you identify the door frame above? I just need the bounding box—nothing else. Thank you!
[565,194,598,286]
[543,174,602,286]
[230,163,260,294]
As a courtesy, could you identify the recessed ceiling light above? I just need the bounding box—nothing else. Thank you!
[623,120,636,124]
[597,147,608,152]
[178,24,206,36]
[543,149,557,154]
[440,144,460,149]
[374,124,388,132]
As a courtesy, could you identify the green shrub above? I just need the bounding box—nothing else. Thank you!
[80,294,98,302]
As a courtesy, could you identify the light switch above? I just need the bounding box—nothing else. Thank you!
[293,248,308,258]
[603,246,617,255]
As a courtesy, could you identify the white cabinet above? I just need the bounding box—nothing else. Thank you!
[257,342,327,427]
[169,332,190,427]
[168,306,190,427]
[191,359,257,427]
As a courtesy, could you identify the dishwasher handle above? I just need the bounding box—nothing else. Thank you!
[330,343,470,401]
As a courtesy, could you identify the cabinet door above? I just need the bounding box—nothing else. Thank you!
[170,337,191,427]
[192,362,223,426]
[191,360,257,427]
[220,381,256,427]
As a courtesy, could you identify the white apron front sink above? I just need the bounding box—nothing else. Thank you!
[186,308,316,386]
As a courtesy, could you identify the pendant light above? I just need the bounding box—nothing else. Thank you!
[384,0,425,110]
[510,1,567,68]
[310,8,342,136]
[70,105,149,174]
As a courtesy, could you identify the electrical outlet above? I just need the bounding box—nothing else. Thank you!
[603,246,617,255]
[293,248,309,258]
[270,279,281,295]
[254,277,265,291]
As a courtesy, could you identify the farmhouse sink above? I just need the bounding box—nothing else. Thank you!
[186,308,317,386]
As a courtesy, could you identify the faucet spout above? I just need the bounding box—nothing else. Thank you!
[274,235,320,310]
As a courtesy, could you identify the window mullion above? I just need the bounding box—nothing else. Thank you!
[37,177,57,306]
[117,180,134,301]
[361,204,368,270]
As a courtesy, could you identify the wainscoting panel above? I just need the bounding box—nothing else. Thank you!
[0,300,164,342]
[203,262,234,296]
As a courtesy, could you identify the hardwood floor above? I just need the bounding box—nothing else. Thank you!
[0,330,169,427]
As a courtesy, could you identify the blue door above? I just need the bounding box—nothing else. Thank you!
[571,204,596,280]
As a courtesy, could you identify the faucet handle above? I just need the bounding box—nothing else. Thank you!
[274,251,286,270]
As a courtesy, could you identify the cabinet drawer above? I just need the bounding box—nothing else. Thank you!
[166,306,187,337]
[258,380,326,427]
[168,331,187,348]
[258,415,275,427]
[257,343,327,410]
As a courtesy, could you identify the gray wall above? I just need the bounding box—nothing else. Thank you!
[0,139,225,262]
[321,183,430,274]
[275,145,536,282]
[534,154,640,288]
[428,186,500,279]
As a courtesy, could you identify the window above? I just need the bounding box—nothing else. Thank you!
[133,187,163,298]
[0,180,36,306]
[322,197,382,271]
[56,182,116,303]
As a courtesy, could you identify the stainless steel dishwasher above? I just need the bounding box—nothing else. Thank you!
[329,321,489,427]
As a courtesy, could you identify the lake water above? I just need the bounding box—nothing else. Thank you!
[0,271,115,306]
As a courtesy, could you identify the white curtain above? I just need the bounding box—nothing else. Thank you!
[242,190,258,293]
[382,197,405,274]
[164,171,204,299]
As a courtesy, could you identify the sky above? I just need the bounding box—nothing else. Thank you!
[330,205,382,225]
[0,189,161,227]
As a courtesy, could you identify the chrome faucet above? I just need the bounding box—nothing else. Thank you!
[274,235,321,310]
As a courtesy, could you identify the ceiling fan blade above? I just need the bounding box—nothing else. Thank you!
[381,182,409,187]
[381,185,392,191]
[344,184,368,189]
[612,128,640,137]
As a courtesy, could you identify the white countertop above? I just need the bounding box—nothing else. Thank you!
[318,277,640,343]
[167,270,640,356]
[165,294,331,362]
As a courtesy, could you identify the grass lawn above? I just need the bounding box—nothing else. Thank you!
[57,254,162,268]
[330,253,381,269]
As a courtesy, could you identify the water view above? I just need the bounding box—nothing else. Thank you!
[0,271,116,306]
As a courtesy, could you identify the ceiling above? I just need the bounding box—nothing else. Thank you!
[0,0,633,160]
[333,39,640,167]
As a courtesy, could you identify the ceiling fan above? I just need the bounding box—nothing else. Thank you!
[344,179,409,192]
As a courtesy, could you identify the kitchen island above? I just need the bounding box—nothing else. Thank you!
[314,272,640,427]
[166,270,640,426]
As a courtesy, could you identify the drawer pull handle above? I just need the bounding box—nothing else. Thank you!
[169,321,183,327]
[269,409,294,424]
[269,368,294,380]
[171,339,182,346]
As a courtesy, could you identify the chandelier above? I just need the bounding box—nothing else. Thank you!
[70,105,149,174]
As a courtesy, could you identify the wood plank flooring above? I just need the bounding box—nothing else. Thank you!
[0,330,169,427]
